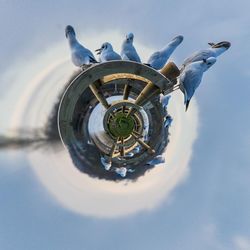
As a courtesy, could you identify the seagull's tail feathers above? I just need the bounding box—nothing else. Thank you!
[185,100,190,111]
[89,56,98,63]
[183,88,190,111]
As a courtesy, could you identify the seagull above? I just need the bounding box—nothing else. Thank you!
[161,95,171,109]
[164,116,173,128]
[147,35,184,70]
[180,57,217,111]
[126,152,134,158]
[100,156,112,171]
[95,42,121,62]
[147,155,165,166]
[65,25,97,67]
[181,41,230,71]
[115,167,127,178]
[115,167,134,177]
[121,33,141,63]
[133,145,141,154]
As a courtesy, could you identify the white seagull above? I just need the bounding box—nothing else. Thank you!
[161,95,171,109]
[180,57,217,111]
[95,42,122,62]
[121,33,141,63]
[126,152,134,158]
[114,167,134,178]
[164,116,173,128]
[181,41,230,71]
[147,35,184,70]
[132,145,141,154]
[115,167,127,178]
[147,155,165,166]
[100,156,112,171]
[65,25,97,67]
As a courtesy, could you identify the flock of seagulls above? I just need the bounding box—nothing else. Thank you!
[65,25,182,69]
[65,25,230,178]
[65,25,230,111]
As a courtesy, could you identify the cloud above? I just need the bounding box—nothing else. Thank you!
[3,30,199,218]
[233,235,250,250]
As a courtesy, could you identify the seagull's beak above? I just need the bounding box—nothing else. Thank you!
[95,48,102,55]
[211,41,231,49]
[208,42,215,47]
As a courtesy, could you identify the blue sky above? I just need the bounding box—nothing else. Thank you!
[0,1,250,249]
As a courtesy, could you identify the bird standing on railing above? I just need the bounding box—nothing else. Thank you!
[147,35,184,70]
[180,57,217,111]
[65,25,97,67]
[95,42,121,62]
[121,33,141,63]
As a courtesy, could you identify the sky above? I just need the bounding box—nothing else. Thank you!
[0,0,250,249]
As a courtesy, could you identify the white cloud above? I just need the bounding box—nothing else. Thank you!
[233,235,250,250]
[4,30,199,218]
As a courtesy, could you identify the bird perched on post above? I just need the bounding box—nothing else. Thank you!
[181,41,230,71]
[65,25,97,67]
[121,33,141,63]
[180,57,217,111]
[95,42,121,62]
[147,35,184,70]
